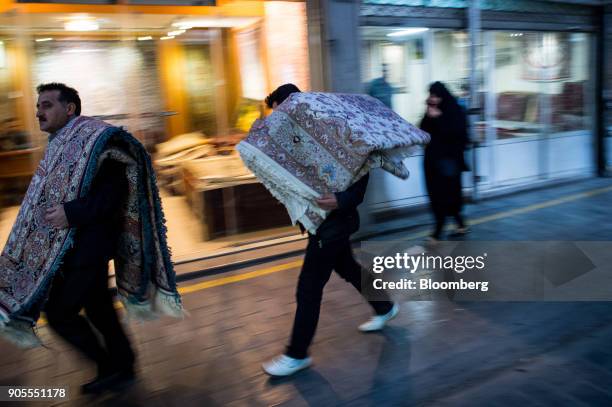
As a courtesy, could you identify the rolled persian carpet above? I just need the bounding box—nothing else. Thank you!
[0,116,183,348]
[237,92,430,234]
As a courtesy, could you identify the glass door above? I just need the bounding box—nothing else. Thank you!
[486,31,594,188]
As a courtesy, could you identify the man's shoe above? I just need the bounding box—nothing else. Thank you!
[262,355,312,377]
[358,303,399,332]
[81,368,135,394]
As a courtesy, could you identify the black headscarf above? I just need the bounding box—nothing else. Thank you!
[421,81,469,157]
[429,81,461,114]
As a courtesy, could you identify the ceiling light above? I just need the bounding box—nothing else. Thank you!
[64,19,100,32]
[167,30,186,37]
[386,27,429,37]
[137,36,153,41]
[35,38,53,42]
[160,36,175,41]
[172,17,259,29]
[61,49,104,54]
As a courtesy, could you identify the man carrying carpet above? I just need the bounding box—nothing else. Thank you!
[242,85,430,377]
[0,83,183,394]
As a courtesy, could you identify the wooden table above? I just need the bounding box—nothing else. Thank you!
[0,148,40,179]
[0,148,40,207]
[182,170,291,241]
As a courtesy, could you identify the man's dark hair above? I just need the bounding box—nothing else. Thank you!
[265,83,301,109]
[36,82,82,116]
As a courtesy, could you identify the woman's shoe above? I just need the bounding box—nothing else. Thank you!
[451,227,471,237]
[425,235,439,246]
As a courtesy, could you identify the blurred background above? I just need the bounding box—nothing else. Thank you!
[0,0,610,264]
[1,2,612,406]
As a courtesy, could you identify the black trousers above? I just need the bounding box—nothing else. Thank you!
[433,212,466,239]
[426,168,465,239]
[45,261,135,375]
[286,236,393,359]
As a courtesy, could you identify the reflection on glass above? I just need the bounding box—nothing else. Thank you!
[361,27,434,124]
[33,40,165,149]
[493,32,544,139]
[493,31,591,140]
[548,33,590,133]
[432,31,469,100]
[0,30,37,212]
[361,28,471,126]
[0,3,311,261]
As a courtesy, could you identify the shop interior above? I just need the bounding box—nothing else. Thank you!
[0,1,310,262]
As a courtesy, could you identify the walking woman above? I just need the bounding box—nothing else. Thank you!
[420,81,470,241]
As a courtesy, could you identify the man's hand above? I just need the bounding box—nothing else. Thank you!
[45,205,69,229]
[315,194,338,211]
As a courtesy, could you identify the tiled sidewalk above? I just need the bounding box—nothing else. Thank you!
[1,177,612,406]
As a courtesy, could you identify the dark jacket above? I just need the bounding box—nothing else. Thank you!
[420,106,469,174]
[420,102,469,217]
[63,159,127,268]
[313,173,369,244]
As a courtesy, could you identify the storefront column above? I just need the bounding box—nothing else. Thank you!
[307,0,372,233]
[306,0,327,91]
[307,0,361,93]
[468,0,482,200]
[600,5,612,176]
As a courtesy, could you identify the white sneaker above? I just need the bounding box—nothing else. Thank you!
[262,355,312,377]
[358,303,400,332]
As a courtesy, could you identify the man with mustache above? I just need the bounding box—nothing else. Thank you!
[37,83,135,394]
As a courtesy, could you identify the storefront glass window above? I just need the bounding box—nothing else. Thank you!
[492,32,544,139]
[362,27,428,124]
[32,39,165,149]
[0,39,20,146]
[431,31,470,106]
[0,1,311,262]
[492,31,592,140]
[545,33,592,134]
[361,28,469,126]
[0,25,38,211]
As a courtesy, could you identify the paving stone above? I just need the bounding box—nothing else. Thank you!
[1,179,612,406]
